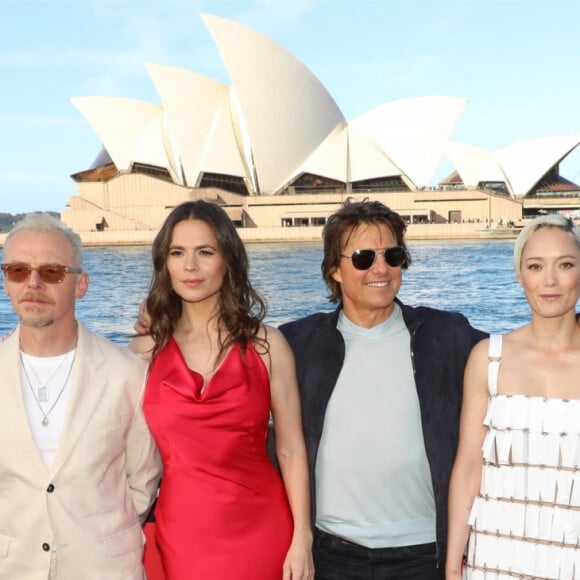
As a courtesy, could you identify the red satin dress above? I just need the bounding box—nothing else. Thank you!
[143,338,293,580]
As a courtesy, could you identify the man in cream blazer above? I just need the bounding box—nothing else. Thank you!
[0,214,161,579]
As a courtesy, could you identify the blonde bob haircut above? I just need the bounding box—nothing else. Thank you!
[513,214,580,279]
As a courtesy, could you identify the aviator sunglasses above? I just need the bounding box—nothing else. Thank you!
[1,263,83,284]
[341,246,408,270]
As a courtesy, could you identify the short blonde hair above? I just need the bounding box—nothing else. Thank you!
[514,214,580,278]
[5,213,83,268]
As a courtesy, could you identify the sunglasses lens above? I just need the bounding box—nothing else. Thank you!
[351,250,376,270]
[39,266,67,283]
[3,264,30,282]
[347,247,407,270]
[2,264,68,283]
[384,247,407,267]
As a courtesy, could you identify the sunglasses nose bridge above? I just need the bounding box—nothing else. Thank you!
[24,267,45,286]
[373,250,394,270]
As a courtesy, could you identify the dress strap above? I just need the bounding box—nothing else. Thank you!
[487,334,503,396]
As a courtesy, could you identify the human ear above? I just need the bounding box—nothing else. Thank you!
[330,266,342,285]
[75,272,90,299]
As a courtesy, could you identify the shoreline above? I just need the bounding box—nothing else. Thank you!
[0,223,519,248]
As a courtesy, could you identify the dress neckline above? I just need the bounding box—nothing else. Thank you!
[492,393,580,403]
[170,337,239,397]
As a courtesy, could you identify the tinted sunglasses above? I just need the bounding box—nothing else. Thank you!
[1,263,82,284]
[341,246,408,270]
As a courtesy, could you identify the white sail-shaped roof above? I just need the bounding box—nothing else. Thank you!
[496,136,580,198]
[89,147,113,170]
[446,142,509,190]
[146,64,245,187]
[70,96,170,174]
[71,13,484,199]
[347,126,405,183]
[350,96,466,188]
[201,12,345,194]
[293,123,348,184]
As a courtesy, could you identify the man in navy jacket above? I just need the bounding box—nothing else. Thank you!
[279,199,485,579]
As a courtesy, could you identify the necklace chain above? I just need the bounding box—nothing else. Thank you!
[20,335,78,427]
[22,349,72,402]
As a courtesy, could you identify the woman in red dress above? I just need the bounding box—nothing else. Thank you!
[131,200,313,580]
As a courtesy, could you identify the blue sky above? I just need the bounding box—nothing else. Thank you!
[1,0,579,214]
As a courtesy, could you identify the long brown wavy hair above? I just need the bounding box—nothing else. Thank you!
[146,200,267,362]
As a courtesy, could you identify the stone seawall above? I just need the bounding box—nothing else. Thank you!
[0,222,518,248]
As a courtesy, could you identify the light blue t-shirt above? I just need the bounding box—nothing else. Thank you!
[315,304,436,548]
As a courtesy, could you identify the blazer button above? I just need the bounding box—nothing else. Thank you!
[42,543,50,551]
[47,484,55,493]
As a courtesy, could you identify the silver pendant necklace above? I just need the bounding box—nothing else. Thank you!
[21,349,72,403]
[20,339,78,427]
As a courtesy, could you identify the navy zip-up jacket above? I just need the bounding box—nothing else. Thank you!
[279,298,486,566]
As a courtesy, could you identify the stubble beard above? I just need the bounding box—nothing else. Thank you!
[18,311,55,329]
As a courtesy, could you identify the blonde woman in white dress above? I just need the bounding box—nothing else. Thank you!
[447,214,580,580]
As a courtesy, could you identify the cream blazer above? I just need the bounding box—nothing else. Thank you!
[0,323,161,580]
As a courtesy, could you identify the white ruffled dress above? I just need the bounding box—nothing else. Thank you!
[466,334,580,580]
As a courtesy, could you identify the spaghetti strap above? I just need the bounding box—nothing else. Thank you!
[487,334,502,396]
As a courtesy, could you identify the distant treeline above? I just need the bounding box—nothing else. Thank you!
[0,211,60,233]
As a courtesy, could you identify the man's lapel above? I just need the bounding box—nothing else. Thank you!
[49,324,108,477]
[0,328,48,478]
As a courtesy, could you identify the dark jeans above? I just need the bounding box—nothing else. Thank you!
[313,528,442,580]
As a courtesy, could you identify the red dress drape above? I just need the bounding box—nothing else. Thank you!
[143,339,292,579]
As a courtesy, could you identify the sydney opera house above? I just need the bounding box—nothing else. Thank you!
[63,13,580,244]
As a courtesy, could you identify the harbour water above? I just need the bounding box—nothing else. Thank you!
[0,239,532,344]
